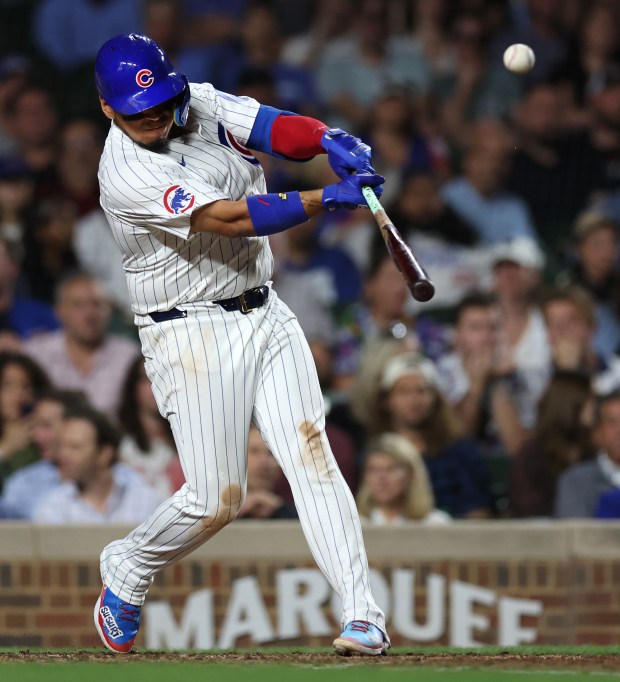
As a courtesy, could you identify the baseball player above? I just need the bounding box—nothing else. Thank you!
[93,33,388,657]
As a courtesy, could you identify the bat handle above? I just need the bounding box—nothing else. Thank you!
[362,186,383,215]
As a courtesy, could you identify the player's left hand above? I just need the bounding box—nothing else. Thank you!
[322,172,385,211]
[321,128,374,179]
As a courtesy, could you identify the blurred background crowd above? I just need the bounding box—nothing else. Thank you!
[3,0,620,526]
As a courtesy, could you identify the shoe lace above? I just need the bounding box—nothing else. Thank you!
[350,621,371,633]
[119,603,140,624]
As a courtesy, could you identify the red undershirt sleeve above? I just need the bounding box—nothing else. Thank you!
[270,114,329,160]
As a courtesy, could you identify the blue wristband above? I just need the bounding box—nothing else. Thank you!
[247,191,308,236]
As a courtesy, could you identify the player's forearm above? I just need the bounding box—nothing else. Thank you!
[299,190,325,216]
[190,172,382,237]
[190,199,255,236]
[189,191,324,238]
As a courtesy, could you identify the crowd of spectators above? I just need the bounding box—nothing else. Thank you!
[3,0,620,525]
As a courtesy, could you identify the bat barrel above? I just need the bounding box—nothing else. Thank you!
[384,229,435,302]
[361,186,435,303]
[411,279,435,302]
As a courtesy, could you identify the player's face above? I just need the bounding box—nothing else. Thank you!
[100,97,175,149]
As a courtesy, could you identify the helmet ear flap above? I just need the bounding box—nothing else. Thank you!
[174,77,190,127]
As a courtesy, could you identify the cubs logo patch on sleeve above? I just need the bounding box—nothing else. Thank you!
[163,185,195,214]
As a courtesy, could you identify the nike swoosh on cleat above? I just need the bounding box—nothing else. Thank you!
[180,156,186,167]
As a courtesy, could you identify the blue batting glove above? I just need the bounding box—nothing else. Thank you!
[321,128,375,179]
[322,172,385,211]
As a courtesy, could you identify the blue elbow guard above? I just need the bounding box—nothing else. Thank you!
[248,105,292,156]
[247,191,309,236]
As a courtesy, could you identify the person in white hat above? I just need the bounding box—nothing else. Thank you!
[488,237,551,440]
[367,352,493,519]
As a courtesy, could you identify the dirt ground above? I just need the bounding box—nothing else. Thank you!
[1,651,620,672]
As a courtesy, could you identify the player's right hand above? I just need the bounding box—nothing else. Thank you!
[321,128,375,179]
[322,172,384,211]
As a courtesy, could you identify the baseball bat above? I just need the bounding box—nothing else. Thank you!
[361,186,435,303]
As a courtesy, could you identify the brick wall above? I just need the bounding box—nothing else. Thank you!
[1,522,619,648]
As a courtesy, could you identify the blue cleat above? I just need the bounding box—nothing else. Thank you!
[94,585,142,653]
[333,620,389,656]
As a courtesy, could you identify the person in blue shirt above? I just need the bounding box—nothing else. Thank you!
[0,238,59,342]
[32,405,161,524]
[440,119,538,245]
[33,0,143,71]
[274,215,363,345]
[218,3,321,115]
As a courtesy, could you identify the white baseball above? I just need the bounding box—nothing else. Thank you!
[503,43,535,74]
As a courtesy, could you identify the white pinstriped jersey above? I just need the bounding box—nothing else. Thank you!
[98,83,273,315]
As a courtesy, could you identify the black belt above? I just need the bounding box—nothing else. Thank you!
[148,286,270,322]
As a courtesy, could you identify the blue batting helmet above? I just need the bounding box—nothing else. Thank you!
[95,33,190,126]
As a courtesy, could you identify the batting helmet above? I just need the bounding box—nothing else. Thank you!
[95,33,190,126]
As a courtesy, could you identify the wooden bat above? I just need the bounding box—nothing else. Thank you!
[362,186,435,303]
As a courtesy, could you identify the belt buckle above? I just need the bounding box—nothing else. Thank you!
[238,291,252,314]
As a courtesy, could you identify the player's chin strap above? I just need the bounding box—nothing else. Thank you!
[173,76,190,127]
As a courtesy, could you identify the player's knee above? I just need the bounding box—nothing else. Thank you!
[193,483,245,523]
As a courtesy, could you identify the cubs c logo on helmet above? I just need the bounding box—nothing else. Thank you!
[163,185,195,214]
[136,69,154,88]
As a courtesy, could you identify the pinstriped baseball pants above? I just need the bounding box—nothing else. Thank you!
[100,289,386,633]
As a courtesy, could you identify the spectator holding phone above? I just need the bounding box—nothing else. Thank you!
[0,388,88,519]
[0,351,49,492]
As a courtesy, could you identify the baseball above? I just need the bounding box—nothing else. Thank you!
[503,43,535,74]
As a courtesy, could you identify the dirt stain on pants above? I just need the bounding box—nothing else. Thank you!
[201,484,243,539]
[298,420,334,479]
